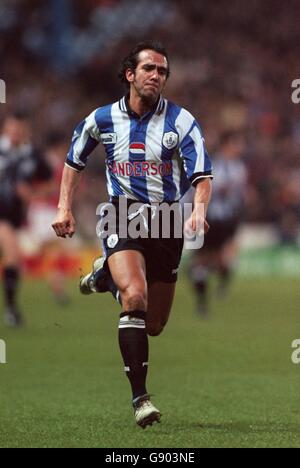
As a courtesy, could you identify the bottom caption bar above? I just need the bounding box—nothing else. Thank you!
[102,450,198,464]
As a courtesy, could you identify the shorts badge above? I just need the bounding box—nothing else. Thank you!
[107,234,119,248]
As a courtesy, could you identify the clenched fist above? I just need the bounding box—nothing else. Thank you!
[52,208,76,238]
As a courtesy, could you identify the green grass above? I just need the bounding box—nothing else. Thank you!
[0,276,299,448]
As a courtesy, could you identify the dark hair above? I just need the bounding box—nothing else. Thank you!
[118,40,170,87]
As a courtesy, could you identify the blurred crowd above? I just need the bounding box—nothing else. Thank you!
[1,0,300,244]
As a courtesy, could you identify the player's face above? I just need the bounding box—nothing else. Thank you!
[127,50,168,104]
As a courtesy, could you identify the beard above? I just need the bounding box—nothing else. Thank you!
[134,82,160,106]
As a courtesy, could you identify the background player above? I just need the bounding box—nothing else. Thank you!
[0,112,52,326]
[188,131,247,315]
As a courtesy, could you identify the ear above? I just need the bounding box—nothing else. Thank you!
[125,68,135,83]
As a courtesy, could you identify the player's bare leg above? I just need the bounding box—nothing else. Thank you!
[108,250,147,311]
[0,222,20,266]
[146,282,176,336]
[42,241,70,305]
[0,222,23,327]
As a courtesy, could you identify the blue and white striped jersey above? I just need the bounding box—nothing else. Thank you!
[66,95,213,203]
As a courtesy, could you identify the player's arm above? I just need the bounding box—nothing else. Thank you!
[189,178,212,233]
[52,111,100,238]
[178,113,213,233]
[52,166,81,238]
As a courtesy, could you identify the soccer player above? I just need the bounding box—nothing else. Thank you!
[188,131,247,315]
[0,112,52,326]
[52,41,213,428]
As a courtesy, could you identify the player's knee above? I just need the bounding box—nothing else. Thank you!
[121,285,147,311]
[127,293,146,311]
[146,323,164,337]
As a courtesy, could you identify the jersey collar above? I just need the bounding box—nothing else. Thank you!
[119,94,165,117]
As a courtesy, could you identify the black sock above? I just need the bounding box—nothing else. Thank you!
[2,267,20,308]
[118,310,148,401]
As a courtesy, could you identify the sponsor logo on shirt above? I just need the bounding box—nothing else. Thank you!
[129,142,146,154]
[100,133,117,144]
[108,161,173,177]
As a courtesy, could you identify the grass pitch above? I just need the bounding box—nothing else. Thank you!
[0,275,299,448]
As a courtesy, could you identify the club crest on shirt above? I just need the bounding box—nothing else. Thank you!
[162,132,178,150]
[107,234,119,248]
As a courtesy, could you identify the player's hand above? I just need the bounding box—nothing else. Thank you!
[184,208,210,236]
[52,209,76,238]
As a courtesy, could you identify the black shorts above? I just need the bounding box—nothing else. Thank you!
[99,198,184,284]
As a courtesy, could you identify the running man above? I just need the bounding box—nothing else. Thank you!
[52,41,213,428]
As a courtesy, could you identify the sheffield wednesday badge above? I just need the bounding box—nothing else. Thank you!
[162,132,178,150]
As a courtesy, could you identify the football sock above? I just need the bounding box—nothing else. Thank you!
[118,310,148,401]
[3,266,20,308]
